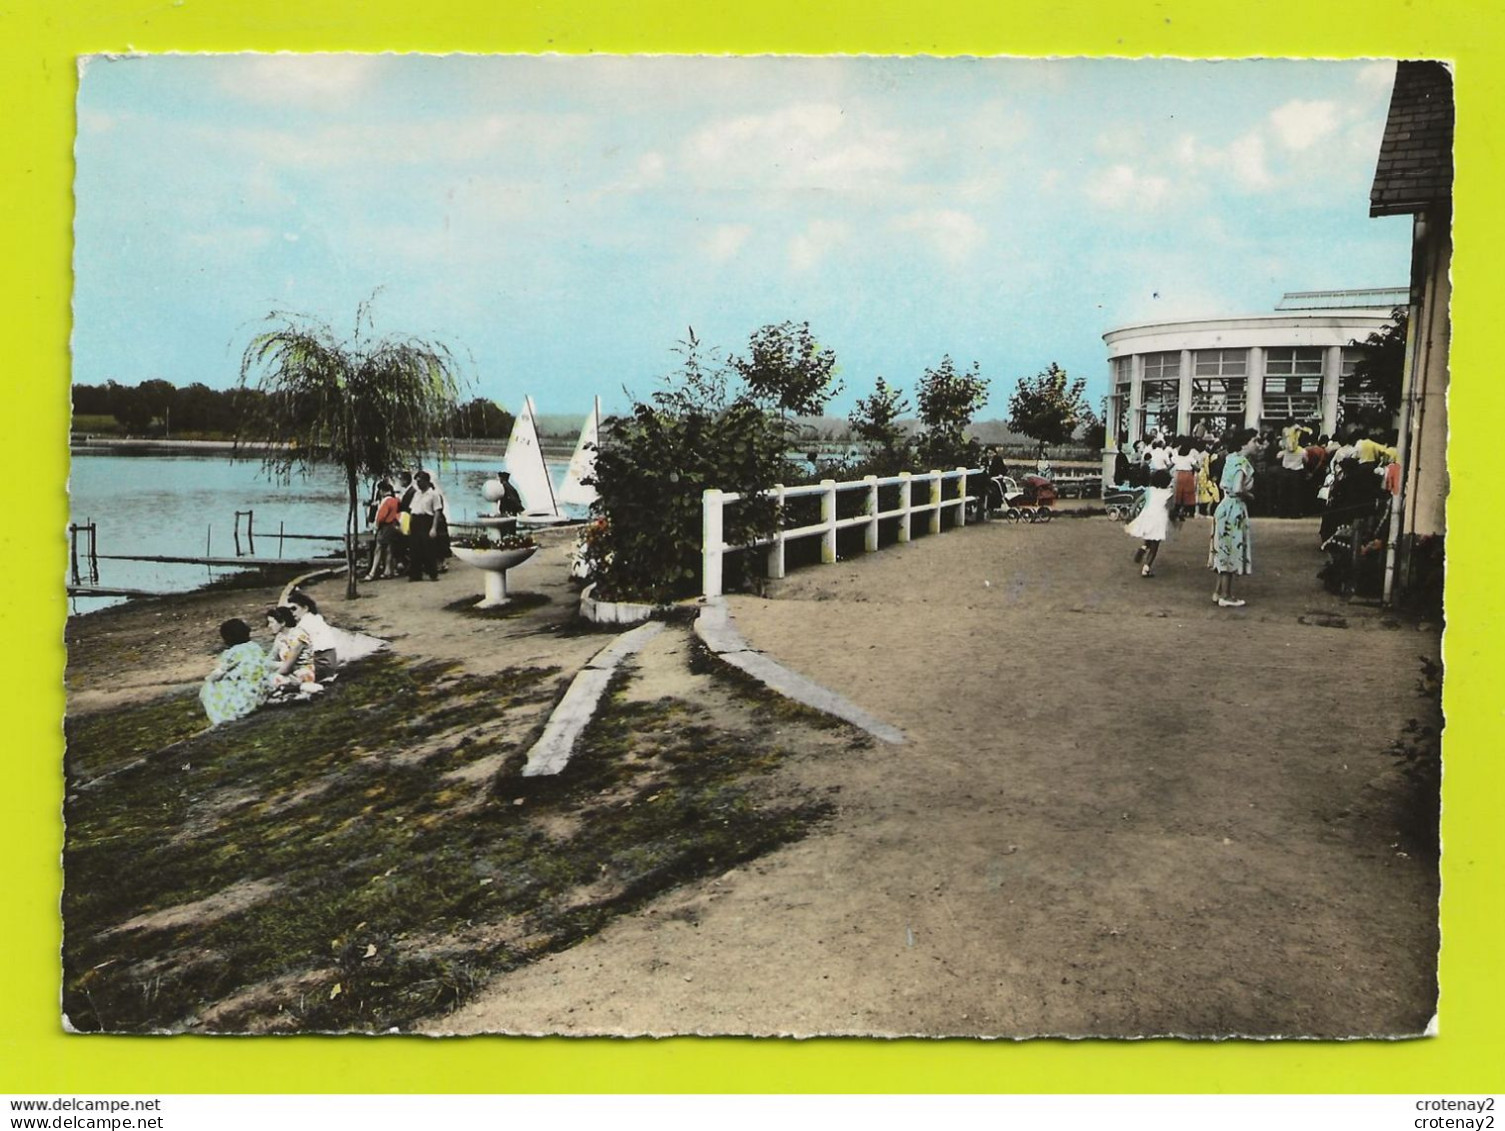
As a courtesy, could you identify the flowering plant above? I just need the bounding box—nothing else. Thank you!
[450,529,536,551]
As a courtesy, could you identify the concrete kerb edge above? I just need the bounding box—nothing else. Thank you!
[693,598,905,745]
[521,621,667,777]
[280,564,349,604]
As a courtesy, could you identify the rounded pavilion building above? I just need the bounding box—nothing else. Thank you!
[1101,288,1406,447]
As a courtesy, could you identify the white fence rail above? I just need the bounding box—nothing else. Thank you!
[702,467,979,598]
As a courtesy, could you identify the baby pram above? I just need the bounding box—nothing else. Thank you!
[999,475,1057,523]
[1102,483,1144,523]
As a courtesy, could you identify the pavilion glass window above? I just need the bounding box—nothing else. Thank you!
[1191,348,1248,420]
[1262,346,1323,421]
[1111,356,1133,444]
[1137,351,1180,438]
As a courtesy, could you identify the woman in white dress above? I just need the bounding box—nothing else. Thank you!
[1126,468,1176,577]
[284,589,387,680]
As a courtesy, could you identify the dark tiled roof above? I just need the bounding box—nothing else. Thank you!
[1370,60,1454,217]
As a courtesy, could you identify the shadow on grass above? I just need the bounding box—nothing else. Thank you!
[63,650,832,1033]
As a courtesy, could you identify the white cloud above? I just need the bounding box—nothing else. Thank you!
[216,54,383,108]
[1225,133,1274,190]
[1269,99,1341,150]
[891,209,985,264]
[703,223,752,262]
[686,103,907,192]
[1087,164,1173,209]
[692,103,844,164]
[1357,61,1398,95]
[788,219,850,272]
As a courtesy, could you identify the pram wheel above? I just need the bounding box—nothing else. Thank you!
[1036,506,1053,523]
[1005,507,1022,524]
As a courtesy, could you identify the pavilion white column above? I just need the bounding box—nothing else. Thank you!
[1322,345,1343,437]
[1177,349,1194,435]
[1245,346,1265,428]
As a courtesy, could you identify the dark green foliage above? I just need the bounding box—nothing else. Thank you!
[728,321,842,418]
[582,330,789,602]
[847,377,913,475]
[1348,307,1409,423]
[237,296,466,599]
[445,397,515,439]
[915,355,989,469]
[1006,362,1092,448]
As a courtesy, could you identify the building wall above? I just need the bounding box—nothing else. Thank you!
[1404,212,1450,540]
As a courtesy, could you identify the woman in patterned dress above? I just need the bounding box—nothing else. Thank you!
[265,605,319,696]
[1209,428,1259,607]
[199,618,272,726]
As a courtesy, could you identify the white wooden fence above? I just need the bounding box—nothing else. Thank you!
[702,467,979,599]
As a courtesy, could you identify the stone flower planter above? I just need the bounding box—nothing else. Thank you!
[579,582,657,626]
[451,545,538,608]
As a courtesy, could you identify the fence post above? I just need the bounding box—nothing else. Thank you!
[928,471,942,535]
[768,484,787,580]
[703,489,724,598]
[898,472,913,543]
[820,479,837,564]
[955,467,969,527]
[864,475,879,554]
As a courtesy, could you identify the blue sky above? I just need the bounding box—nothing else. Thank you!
[73,54,1412,419]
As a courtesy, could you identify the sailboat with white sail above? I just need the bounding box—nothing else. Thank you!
[556,396,600,510]
[504,395,570,527]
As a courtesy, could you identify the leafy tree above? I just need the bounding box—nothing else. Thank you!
[847,376,912,473]
[447,397,515,440]
[237,299,465,599]
[1078,403,1107,451]
[728,321,842,418]
[583,329,785,603]
[1348,307,1408,424]
[113,378,177,436]
[915,355,989,468]
[1006,362,1091,449]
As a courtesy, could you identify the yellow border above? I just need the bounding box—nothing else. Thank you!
[7,0,1500,1095]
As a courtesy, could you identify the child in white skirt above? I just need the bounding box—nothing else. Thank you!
[1127,468,1176,577]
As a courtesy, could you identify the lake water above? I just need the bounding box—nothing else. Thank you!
[66,450,575,615]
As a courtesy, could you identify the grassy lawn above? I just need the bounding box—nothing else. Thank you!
[63,651,833,1033]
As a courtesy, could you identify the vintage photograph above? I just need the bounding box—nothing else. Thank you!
[64,54,1447,1037]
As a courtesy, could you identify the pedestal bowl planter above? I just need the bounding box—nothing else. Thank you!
[451,545,538,608]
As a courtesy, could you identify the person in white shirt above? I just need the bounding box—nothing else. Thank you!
[406,470,443,581]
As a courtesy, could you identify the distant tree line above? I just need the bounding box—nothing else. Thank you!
[71,379,514,440]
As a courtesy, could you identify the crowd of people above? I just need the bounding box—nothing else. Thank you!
[1114,420,1402,607]
[362,468,453,582]
[199,589,387,726]
[363,467,527,582]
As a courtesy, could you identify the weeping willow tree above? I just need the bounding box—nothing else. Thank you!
[237,299,466,598]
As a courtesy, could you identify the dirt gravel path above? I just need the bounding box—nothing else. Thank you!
[437,514,1440,1037]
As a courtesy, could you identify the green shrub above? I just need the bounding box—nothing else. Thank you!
[583,331,792,602]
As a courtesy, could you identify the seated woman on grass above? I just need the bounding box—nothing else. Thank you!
[200,618,272,726]
[265,605,322,699]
